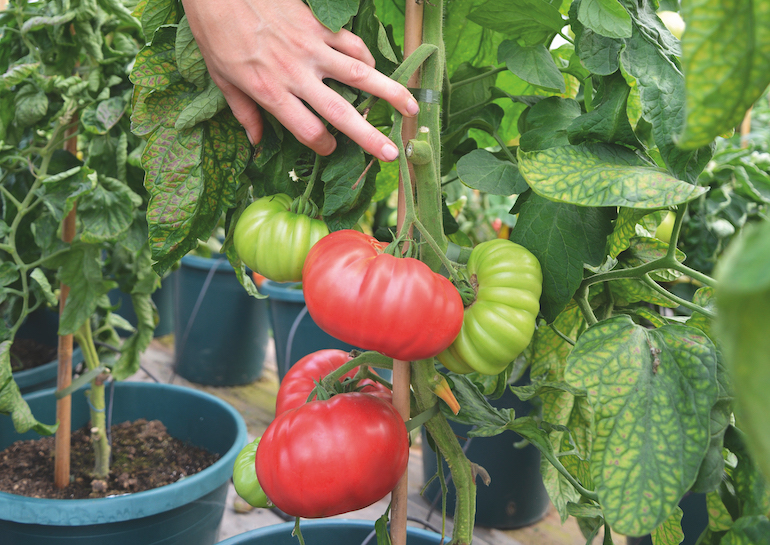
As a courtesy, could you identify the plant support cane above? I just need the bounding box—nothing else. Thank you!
[390,2,425,545]
[54,124,78,490]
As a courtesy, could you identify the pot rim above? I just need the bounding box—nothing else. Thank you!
[215,519,447,544]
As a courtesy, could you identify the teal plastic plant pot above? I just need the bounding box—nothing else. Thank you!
[175,255,270,386]
[625,492,708,545]
[216,519,445,544]
[259,280,361,381]
[14,308,84,395]
[0,381,248,545]
[422,387,550,530]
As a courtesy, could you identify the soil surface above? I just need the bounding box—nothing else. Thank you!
[9,338,57,373]
[0,418,220,499]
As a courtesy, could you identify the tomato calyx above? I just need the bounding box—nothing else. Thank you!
[307,365,393,403]
[455,274,478,308]
[289,195,320,218]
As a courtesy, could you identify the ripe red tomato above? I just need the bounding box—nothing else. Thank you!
[275,349,391,415]
[301,230,464,361]
[256,392,409,518]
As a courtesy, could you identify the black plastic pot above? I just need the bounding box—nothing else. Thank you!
[174,255,269,386]
[422,386,550,529]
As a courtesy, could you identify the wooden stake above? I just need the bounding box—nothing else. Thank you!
[740,106,752,148]
[54,124,78,489]
[391,3,425,545]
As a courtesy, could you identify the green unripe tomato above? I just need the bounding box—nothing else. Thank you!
[658,10,685,39]
[232,437,271,508]
[655,211,676,244]
[233,194,329,282]
[438,239,542,376]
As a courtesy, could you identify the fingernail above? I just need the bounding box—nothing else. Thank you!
[407,98,420,116]
[382,143,399,162]
[244,129,255,146]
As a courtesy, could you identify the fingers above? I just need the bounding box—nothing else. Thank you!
[305,82,399,162]
[220,82,264,146]
[325,31,420,120]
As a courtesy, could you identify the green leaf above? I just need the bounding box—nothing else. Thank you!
[176,16,208,88]
[353,0,399,74]
[81,96,127,135]
[78,177,137,242]
[130,26,182,89]
[651,506,684,545]
[442,373,515,435]
[518,96,582,151]
[175,78,228,131]
[20,12,77,34]
[40,154,97,223]
[518,142,707,208]
[113,247,158,380]
[307,0,360,32]
[0,63,39,91]
[677,0,770,150]
[706,490,733,532]
[456,149,528,195]
[142,111,249,274]
[510,192,614,322]
[573,8,623,76]
[321,137,367,215]
[567,71,642,149]
[618,1,715,183]
[724,421,770,519]
[467,0,566,46]
[140,0,179,40]
[622,236,686,282]
[564,316,718,536]
[607,207,653,258]
[578,0,632,39]
[131,81,199,136]
[30,268,58,307]
[721,516,770,545]
[714,220,770,485]
[14,84,48,128]
[54,244,117,335]
[498,40,566,93]
[0,341,58,435]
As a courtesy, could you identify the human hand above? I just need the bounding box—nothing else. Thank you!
[181,0,419,162]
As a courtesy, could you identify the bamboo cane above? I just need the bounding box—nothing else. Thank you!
[54,125,78,489]
[391,2,425,544]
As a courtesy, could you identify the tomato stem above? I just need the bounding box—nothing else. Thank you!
[293,153,323,216]
[318,351,393,392]
[412,359,476,544]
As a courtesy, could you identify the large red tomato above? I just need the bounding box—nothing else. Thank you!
[275,349,391,415]
[256,392,409,518]
[301,230,464,361]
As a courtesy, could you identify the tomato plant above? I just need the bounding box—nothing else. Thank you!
[302,229,464,362]
[438,239,542,376]
[256,392,409,518]
[276,349,391,415]
[232,437,271,508]
[0,0,156,481]
[233,193,329,282]
[129,0,770,543]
